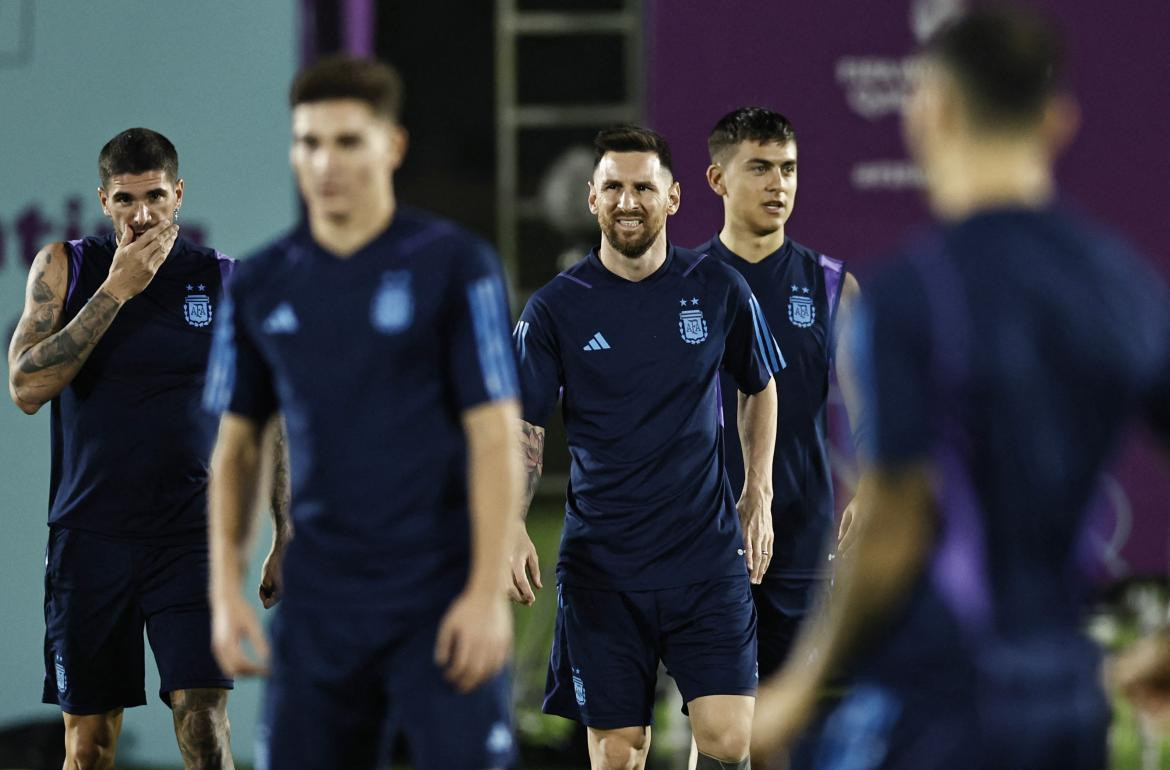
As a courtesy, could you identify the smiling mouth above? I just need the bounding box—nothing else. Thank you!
[616,218,644,230]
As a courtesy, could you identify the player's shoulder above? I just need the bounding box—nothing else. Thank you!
[676,244,753,296]
[788,238,845,277]
[392,207,498,268]
[532,252,596,302]
[230,227,305,293]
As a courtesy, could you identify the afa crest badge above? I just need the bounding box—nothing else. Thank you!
[788,295,815,328]
[572,668,587,706]
[678,308,708,344]
[183,293,213,327]
[371,271,413,334]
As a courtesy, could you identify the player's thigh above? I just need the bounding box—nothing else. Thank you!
[386,615,516,770]
[659,575,758,704]
[139,541,233,704]
[44,527,146,714]
[544,584,660,730]
[751,575,823,679]
[260,604,391,770]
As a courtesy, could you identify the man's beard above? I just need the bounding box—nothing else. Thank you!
[601,216,663,259]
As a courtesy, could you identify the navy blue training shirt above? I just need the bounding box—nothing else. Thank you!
[203,209,518,612]
[699,235,845,579]
[49,234,232,542]
[857,206,1170,686]
[514,244,783,590]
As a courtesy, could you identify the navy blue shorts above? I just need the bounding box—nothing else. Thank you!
[543,575,757,729]
[260,602,515,770]
[42,526,232,714]
[752,574,825,679]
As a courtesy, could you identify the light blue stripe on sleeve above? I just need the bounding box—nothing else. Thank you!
[202,292,237,413]
[469,275,519,401]
[748,295,782,372]
[513,320,530,361]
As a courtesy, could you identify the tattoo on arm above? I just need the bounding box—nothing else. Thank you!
[18,290,120,374]
[519,420,546,520]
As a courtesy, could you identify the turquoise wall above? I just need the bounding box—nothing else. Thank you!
[0,2,297,764]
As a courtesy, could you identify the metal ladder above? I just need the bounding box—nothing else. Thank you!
[494,0,645,289]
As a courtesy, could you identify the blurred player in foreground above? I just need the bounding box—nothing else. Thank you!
[511,125,781,769]
[7,128,263,769]
[204,57,522,769]
[752,5,1170,768]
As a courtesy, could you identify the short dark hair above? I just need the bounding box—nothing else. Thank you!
[923,4,1064,130]
[707,107,796,163]
[98,128,179,188]
[593,125,674,175]
[289,56,404,121]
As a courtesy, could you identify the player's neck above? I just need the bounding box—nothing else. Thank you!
[309,194,397,258]
[928,139,1055,221]
[718,222,785,264]
[597,230,669,282]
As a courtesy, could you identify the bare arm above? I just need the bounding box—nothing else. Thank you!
[462,400,524,596]
[753,465,935,759]
[834,272,875,552]
[519,419,546,520]
[737,378,777,584]
[209,412,271,675]
[258,414,292,608]
[509,419,547,605]
[8,243,117,413]
[434,399,524,692]
[8,222,178,413]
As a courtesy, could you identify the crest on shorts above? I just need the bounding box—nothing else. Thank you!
[183,285,213,328]
[371,271,413,334]
[55,652,67,694]
[572,667,587,705]
[787,289,815,328]
[678,306,708,345]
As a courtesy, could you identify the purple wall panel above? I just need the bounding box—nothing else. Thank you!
[647,0,1170,578]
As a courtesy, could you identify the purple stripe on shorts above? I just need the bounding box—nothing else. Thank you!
[65,239,84,309]
[343,0,374,57]
[929,443,993,632]
[557,272,592,289]
[682,252,706,277]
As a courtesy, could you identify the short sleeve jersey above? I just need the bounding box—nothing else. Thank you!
[699,235,846,578]
[49,234,233,542]
[203,209,518,612]
[857,206,1170,683]
[514,244,782,590]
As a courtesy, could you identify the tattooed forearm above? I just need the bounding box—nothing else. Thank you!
[18,290,120,375]
[269,416,292,541]
[519,420,545,520]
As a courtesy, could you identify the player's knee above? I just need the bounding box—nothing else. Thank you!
[65,718,118,770]
[592,727,650,769]
[65,737,114,770]
[172,688,231,763]
[693,721,750,763]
